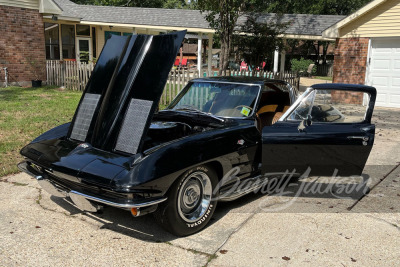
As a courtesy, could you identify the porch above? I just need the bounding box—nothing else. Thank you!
[44,20,214,78]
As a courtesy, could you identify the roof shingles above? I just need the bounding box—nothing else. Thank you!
[53,0,345,36]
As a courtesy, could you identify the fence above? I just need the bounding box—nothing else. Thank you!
[46,60,95,91]
[46,61,300,105]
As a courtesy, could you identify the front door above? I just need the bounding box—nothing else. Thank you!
[262,84,376,177]
[77,37,92,63]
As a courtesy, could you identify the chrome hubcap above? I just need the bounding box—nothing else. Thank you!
[177,171,212,223]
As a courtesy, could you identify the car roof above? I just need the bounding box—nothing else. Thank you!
[191,76,288,86]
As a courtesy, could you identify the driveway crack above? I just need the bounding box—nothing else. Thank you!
[365,215,400,231]
[347,163,400,211]
[205,212,257,266]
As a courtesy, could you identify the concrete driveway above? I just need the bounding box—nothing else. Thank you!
[1,107,399,266]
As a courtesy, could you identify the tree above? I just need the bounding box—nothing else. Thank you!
[262,0,372,65]
[267,0,373,66]
[197,1,248,75]
[262,0,372,15]
[233,13,289,69]
[163,0,188,9]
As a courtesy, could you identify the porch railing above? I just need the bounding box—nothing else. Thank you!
[46,60,95,91]
[46,61,300,105]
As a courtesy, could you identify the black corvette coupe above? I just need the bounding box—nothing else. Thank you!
[18,31,376,236]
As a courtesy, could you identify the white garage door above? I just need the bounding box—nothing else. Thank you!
[367,38,400,108]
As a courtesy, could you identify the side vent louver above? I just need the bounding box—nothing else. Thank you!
[70,93,100,141]
[115,98,153,154]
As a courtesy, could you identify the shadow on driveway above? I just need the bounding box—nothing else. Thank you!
[47,173,374,242]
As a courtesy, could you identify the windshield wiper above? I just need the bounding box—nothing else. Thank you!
[166,108,225,122]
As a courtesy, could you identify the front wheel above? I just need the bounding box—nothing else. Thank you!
[154,165,218,236]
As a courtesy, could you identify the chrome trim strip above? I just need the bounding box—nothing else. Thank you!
[18,161,167,209]
[194,80,264,87]
[69,190,168,209]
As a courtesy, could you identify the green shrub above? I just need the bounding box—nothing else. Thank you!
[290,58,316,76]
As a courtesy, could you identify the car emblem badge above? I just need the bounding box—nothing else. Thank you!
[237,139,245,145]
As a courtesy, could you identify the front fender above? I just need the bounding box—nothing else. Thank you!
[31,123,71,144]
[111,124,260,195]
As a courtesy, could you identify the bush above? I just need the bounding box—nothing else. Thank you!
[290,58,316,76]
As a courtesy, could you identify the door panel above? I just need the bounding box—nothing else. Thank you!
[262,122,375,176]
[262,85,376,177]
[77,37,92,63]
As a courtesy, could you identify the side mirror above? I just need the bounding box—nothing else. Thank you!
[298,114,312,132]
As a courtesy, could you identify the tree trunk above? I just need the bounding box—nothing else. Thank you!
[219,35,229,75]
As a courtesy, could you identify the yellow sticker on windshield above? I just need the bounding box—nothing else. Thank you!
[241,107,251,117]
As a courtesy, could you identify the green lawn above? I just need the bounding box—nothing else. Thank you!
[0,85,175,177]
[313,76,333,81]
[0,86,82,176]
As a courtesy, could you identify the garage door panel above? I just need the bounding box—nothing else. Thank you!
[390,94,400,105]
[394,60,400,70]
[376,93,388,106]
[372,76,389,86]
[368,38,400,108]
[373,59,391,70]
[393,77,400,86]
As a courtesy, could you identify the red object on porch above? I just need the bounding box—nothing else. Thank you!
[174,58,180,66]
[240,61,248,71]
[181,58,188,66]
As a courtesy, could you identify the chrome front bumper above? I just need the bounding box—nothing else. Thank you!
[18,161,167,212]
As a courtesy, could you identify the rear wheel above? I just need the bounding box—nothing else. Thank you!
[154,165,218,236]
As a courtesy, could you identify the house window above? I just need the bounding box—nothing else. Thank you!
[76,25,91,36]
[123,32,133,36]
[44,23,60,60]
[105,31,121,40]
[61,24,76,59]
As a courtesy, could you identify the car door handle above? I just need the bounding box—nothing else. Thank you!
[347,136,369,145]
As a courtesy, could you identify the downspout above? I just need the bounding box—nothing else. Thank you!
[3,67,8,87]
[363,38,372,106]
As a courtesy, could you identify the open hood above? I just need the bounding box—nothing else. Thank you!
[67,31,186,155]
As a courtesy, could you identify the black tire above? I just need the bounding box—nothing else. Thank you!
[154,165,218,236]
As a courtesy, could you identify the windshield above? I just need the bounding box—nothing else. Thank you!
[168,82,260,118]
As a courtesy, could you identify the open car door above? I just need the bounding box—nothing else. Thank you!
[262,84,376,177]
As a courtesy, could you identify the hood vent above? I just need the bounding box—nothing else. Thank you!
[115,98,153,154]
[67,31,186,154]
[70,93,101,141]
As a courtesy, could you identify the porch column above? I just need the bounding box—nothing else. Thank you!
[273,47,279,73]
[280,51,286,72]
[207,33,213,77]
[197,33,203,77]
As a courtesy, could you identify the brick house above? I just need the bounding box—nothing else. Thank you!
[323,0,400,108]
[0,0,60,86]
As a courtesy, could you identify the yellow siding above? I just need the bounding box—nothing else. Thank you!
[0,0,39,9]
[96,26,160,57]
[341,0,400,37]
